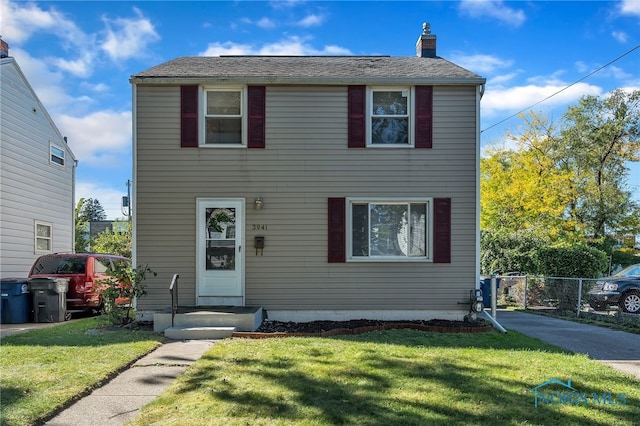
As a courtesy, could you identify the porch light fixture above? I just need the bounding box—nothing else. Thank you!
[254,197,264,210]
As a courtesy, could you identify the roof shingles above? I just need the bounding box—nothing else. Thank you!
[130,56,484,85]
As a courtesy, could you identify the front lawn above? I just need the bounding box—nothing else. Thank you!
[132,329,639,425]
[0,317,164,426]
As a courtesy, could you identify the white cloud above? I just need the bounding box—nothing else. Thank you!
[201,36,352,56]
[53,51,96,78]
[459,0,526,27]
[481,81,602,117]
[9,48,83,112]
[449,52,514,74]
[0,0,77,43]
[100,8,160,61]
[257,17,277,29]
[295,14,325,27]
[1,0,98,76]
[269,0,304,9]
[56,111,132,166]
[201,41,253,56]
[612,31,629,43]
[488,72,519,85]
[76,181,128,221]
[619,0,640,15]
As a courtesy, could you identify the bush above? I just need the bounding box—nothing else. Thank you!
[480,230,549,275]
[98,264,155,325]
[535,243,607,310]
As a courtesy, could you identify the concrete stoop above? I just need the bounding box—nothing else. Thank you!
[164,326,236,340]
[154,306,263,340]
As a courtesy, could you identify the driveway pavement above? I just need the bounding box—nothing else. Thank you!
[1,320,65,338]
[496,309,640,380]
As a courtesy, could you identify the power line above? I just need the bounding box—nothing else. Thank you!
[481,44,640,134]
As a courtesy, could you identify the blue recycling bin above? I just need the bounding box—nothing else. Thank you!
[1,278,32,324]
[480,277,501,307]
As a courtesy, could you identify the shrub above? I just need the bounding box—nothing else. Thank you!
[535,243,607,310]
[480,230,549,275]
[98,264,156,325]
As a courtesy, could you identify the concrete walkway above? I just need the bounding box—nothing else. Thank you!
[44,339,216,425]
[495,309,640,380]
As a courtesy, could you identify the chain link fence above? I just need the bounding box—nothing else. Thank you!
[493,275,603,316]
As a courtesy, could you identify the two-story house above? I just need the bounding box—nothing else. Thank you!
[130,26,485,327]
[0,38,77,277]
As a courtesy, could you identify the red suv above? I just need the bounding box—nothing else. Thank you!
[28,253,131,314]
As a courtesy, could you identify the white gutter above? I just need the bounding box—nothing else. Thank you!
[131,83,138,308]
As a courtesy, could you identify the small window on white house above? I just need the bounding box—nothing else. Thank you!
[35,221,53,253]
[369,88,411,146]
[204,89,244,145]
[50,143,65,166]
[348,199,429,260]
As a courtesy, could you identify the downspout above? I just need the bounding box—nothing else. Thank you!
[72,158,78,253]
[476,82,506,333]
[131,83,138,310]
[475,83,483,298]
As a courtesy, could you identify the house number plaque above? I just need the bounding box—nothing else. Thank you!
[252,224,268,231]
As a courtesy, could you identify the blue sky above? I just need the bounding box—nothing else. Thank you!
[2,0,639,219]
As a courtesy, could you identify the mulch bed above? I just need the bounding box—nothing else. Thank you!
[232,318,492,338]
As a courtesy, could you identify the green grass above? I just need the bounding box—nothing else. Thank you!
[0,317,164,426]
[131,330,639,426]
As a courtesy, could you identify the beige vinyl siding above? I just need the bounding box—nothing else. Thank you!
[0,59,75,276]
[135,85,478,311]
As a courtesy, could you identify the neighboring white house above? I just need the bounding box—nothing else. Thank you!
[0,38,77,277]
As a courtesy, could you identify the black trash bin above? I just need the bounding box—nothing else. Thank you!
[1,278,32,324]
[28,278,69,323]
[480,276,501,307]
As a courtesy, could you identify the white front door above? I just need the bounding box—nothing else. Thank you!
[196,199,244,305]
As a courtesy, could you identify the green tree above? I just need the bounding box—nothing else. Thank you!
[92,221,131,258]
[481,90,640,241]
[77,198,107,222]
[74,198,90,252]
[560,89,640,239]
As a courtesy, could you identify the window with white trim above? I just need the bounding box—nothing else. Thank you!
[348,199,430,260]
[203,88,245,145]
[50,143,65,166]
[369,87,411,146]
[35,221,52,253]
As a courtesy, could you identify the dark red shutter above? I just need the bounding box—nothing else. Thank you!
[328,198,346,263]
[247,86,266,148]
[180,85,199,148]
[415,86,433,149]
[433,198,451,263]
[348,86,366,148]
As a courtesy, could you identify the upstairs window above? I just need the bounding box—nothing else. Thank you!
[204,89,243,145]
[50,143,65,166]
[181,85,265,148]
[348,85,432,149]
[370,89,410,145]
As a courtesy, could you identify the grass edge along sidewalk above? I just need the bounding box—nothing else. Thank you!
[131,329,639,426]
[0,317,164,426]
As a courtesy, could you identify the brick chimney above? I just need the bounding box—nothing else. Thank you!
[0,36,8,58]
[416,22,436,58]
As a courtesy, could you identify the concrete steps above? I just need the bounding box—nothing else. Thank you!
[154,306,263,340]
[164,326,236,340]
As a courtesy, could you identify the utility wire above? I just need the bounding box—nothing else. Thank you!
[481,44,640,134]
